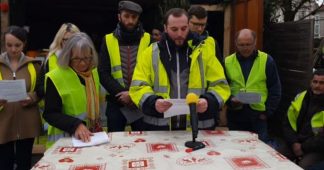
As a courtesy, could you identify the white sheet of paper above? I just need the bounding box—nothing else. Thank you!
[164,99,189,118]
[236,92,261,104]
[72,131,109,147]
[0,79,28,102]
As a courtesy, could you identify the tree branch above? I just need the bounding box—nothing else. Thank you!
[297,2,323,21]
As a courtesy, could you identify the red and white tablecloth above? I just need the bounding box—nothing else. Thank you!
[32,130,302,170]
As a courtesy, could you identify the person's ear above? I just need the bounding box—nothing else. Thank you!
[118,14,121,22]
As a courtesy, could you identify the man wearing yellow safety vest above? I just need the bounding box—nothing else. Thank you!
[130,8,230,131]
[225,29,281,142]
[188,5,223,65]
[279,69,324,169]
[98,1,151,132]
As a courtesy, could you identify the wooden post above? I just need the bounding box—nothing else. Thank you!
[1,0,10,53]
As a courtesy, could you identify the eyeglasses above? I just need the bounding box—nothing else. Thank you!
[190,21,207,28]
[71,57,93,64]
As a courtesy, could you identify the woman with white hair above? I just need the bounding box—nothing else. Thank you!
[43,32,102,147]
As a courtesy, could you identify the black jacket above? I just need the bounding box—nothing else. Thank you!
[98,23,150,105]
[43,77,85,135]
[282,89,324,153]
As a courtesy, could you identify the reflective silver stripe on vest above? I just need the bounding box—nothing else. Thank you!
[208,89,224,107]
[111,65,122,72]
[209,79,228,87]
[155,86,168,93]
[152,43,160,92]
[198,118,215,129]
[47,132,70,142]
[131,80,149,86]
[139,92,154,110]
[188,88,205,96]
[312,127,323,135]
[197,53,205,88]
[143,115,169,126]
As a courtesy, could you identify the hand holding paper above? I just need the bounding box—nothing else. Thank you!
[72,131,109,147]
[164,99,189,118]
[155,99,172,113]
[74,124,93,142]
[0,79,28,102]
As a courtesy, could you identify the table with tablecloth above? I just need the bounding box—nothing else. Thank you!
[32,130,302,170]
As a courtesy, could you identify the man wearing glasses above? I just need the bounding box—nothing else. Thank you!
[224,29,281,143]
[188,6,223,64]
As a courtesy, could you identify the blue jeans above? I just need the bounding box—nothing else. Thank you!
[106,101,144,132]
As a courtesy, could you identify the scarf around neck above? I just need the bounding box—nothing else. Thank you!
[76,69,102,132]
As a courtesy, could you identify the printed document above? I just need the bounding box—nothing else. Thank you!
[164,99,189,118]
[0,79,27,102]
[72,131,109,147]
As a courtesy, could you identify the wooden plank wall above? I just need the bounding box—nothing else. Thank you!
[231,0,264,54]
[263,20,314,136]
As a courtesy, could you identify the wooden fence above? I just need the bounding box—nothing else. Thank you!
[263,19,314,136]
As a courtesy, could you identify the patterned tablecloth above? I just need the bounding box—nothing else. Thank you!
[32,130,302,170]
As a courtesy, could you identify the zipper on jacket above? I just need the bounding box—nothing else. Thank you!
[127,46,131,87]
[176,51,180,128]
[13,72,16,80]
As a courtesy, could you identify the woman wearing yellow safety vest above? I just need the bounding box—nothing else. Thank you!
[0,26,42,170]
[36,23,80,98]
[43,33,102,148]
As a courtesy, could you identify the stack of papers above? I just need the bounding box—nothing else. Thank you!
[72,131,109,147]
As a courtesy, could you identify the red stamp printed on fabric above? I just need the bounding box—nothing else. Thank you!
[146,143,178,153]
[126,131,146,136]
[177,155,213,166]
[268,151,288,161]
[122,157,155,170]
[202,130,229,136]
[232,138,259,145]
[207,150,221,156]
[105,143,135,152]
[201,139,214,147]
[134,138,146,143]
[51,147,81,155]
[59,157,74,163]
[69,164,106,170]
[31,161,56,170]
[225,155,269,169]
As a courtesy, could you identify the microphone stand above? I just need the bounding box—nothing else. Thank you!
[185,104,205,151]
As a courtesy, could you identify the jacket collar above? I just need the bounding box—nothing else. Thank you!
[0,52,38,69]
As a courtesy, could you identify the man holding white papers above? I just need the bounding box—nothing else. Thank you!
[225,29,281,142]
[130,8,230,131]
